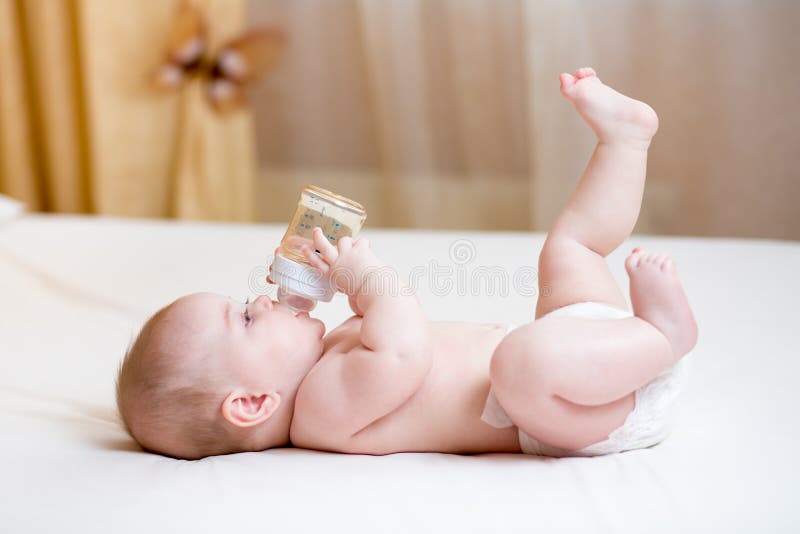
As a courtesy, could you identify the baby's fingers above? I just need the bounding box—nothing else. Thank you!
[312,227,339,263]
[337,235,353,255]
[301,243,330,273]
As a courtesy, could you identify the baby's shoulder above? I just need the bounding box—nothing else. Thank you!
[319,315,363,355]
[327,314,361,336]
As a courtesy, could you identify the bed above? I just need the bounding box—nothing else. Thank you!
[1,212,798,533]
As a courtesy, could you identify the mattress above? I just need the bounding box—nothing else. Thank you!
[0,213,798,533]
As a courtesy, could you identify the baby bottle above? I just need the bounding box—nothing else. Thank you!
[271,185,367,312]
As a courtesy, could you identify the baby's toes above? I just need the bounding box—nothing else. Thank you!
[625,250,646,272]
[559,73,578,96]
[648,254,663,266]
[574,67,597,79]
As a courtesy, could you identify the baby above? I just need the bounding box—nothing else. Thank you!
[117,68,698,459]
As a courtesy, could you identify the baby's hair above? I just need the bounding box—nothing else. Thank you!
[115,303,238,459]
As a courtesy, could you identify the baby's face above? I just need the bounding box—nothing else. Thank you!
[170,292,326,391]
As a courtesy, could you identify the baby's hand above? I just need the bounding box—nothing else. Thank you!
[301,227,383,298]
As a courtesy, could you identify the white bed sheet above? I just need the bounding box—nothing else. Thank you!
[1,214,798,533]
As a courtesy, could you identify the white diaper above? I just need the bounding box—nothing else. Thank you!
[481,301,691,457]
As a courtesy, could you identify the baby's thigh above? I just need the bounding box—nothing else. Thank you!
[535,235,627,319]
[489,323,635,450]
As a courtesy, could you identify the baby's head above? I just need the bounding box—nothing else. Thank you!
[116,292,325,459]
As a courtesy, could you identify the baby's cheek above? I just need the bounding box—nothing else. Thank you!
[212,344,250,378]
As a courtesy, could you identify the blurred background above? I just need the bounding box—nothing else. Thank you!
[1,0,798,239]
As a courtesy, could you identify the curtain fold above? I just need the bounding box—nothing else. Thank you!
[0,0,88,212]
[0,0,37,208]
[3,0,798,237]
[250,0,532,230]
[249,0,800,238]
[0,0,257,221]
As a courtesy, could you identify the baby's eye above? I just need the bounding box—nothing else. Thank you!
[243,298,252,327]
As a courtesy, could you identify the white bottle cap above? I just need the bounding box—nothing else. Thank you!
[271,253,336,303]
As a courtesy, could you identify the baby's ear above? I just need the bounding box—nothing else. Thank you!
[221,391,281,427]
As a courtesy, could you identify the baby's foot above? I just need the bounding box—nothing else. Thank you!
[625,248,698,358]
[560,68,659,149]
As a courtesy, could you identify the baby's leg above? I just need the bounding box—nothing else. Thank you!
[536,67,659,318]
[489,69,698,451]
[492,250,698,450]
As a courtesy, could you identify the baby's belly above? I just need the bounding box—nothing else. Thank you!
[341,323,521,455]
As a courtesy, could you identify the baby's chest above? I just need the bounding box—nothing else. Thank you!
[297,322,506,453]
[341,343,500,453]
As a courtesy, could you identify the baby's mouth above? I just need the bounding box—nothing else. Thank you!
[295,311,310,319]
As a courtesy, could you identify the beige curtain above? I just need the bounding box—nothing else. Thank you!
[248,0,800,239]
[0,0,256,221]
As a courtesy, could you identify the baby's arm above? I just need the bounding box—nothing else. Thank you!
[349,245,429,358]
[293,228,432,443]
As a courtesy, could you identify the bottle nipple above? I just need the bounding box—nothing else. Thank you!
[277,287,317,313]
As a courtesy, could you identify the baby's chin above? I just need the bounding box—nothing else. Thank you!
[302,313,326,339]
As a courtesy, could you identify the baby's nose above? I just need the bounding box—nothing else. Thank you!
[253,295,274,311]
